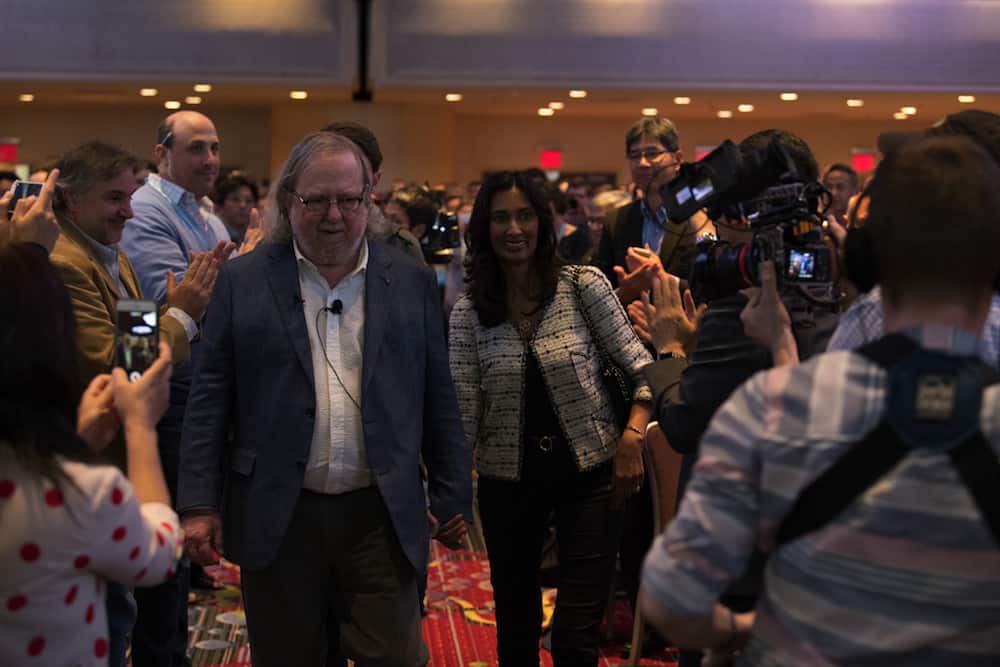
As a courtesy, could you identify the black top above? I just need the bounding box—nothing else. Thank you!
[522,347,565,439]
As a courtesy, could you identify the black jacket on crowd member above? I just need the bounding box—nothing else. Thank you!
[648,293,838,456]
[594,200,705,288]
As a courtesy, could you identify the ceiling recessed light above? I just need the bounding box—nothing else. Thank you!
[164,100,181,110]
[548,101,565,110]
[673,96,691,105]
[289,91,309,100]
[901,106,917,115]
[569,90,588,99]
[846,98,864,108]
[185,96,202,105]
[140,88,158,97]
[193,84,212,93]
[958,95,976,104]
[641,107,658,117]
[445,93,463,102]
[538,108,555,117]
[780,92,798,101]
[717,110,733,119]
[18,94,34,103]
[893,111,908,120]
[738,104,755,113]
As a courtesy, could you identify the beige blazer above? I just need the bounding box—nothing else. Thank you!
[49,218,190,388]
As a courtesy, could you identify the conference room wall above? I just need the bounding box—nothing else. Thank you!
[5,103,903,189]
[1,107,272,181]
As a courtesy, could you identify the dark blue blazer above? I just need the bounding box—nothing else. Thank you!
[177,240,472,572]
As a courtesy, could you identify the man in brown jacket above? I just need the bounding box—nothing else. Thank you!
[47,140,223,667]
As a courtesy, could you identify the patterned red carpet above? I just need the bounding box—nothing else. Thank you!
[185,545,678,667]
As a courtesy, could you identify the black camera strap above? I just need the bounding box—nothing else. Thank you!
[775,333,1000,549]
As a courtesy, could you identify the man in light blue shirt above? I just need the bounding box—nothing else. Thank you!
[119,111,235,667]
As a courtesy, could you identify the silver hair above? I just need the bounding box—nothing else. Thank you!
[264,132,373,244]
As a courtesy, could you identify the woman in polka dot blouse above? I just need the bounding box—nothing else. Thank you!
[0,243,182,666]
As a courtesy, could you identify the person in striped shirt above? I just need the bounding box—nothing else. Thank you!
[639,135,1000,666]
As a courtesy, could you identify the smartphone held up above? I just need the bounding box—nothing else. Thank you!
[116,299,159,382]
[6,180,44,214]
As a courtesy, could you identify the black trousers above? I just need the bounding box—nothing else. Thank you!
[478,440,621,667]
[240,486,427,667]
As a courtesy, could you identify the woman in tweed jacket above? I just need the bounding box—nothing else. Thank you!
[449,171,654,666]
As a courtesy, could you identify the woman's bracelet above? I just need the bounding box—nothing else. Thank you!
[625,424,644,436]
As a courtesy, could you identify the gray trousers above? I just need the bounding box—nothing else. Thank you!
[240,486,428,667]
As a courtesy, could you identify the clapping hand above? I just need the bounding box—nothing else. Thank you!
[615,245,662,303]
[237,207,264,256]
[166,251,220,321]
[641,272,706,357]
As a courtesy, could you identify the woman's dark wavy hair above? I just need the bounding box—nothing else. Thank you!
[0,243,89,489]
[464,171,560,327]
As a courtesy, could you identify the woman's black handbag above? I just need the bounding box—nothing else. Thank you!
[571,267,634,429]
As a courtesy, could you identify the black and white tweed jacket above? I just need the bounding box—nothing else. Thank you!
[448,265,653,481]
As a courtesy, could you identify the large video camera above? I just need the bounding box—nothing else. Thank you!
[661,138,833,303]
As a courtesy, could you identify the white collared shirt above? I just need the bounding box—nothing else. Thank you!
[145,173,219,240]
[294,240,372,494]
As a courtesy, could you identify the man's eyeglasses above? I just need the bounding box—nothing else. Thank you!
[489,208,537,226]
[288,189,368,216]
[627,148,675,164]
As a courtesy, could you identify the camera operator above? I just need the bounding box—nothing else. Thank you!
[639,129,838,666]
[640,133,1000,667]
[645,130,835,452]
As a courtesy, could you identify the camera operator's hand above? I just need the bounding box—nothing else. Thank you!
[166,251,220,321]
[740,261,798,366]
[642,272,706,358]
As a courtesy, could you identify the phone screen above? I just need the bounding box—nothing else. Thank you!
[787,249,816,280]
[116,300,159,382]
[7,180,44,214]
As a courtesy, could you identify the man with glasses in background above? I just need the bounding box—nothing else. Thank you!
[596,117,712,304]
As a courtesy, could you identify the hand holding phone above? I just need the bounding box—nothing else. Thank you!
[1,170,61,252]
[6,180,43,214]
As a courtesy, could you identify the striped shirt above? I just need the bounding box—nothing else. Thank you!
[827,286,1000,368]
[642,325,1000,667]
